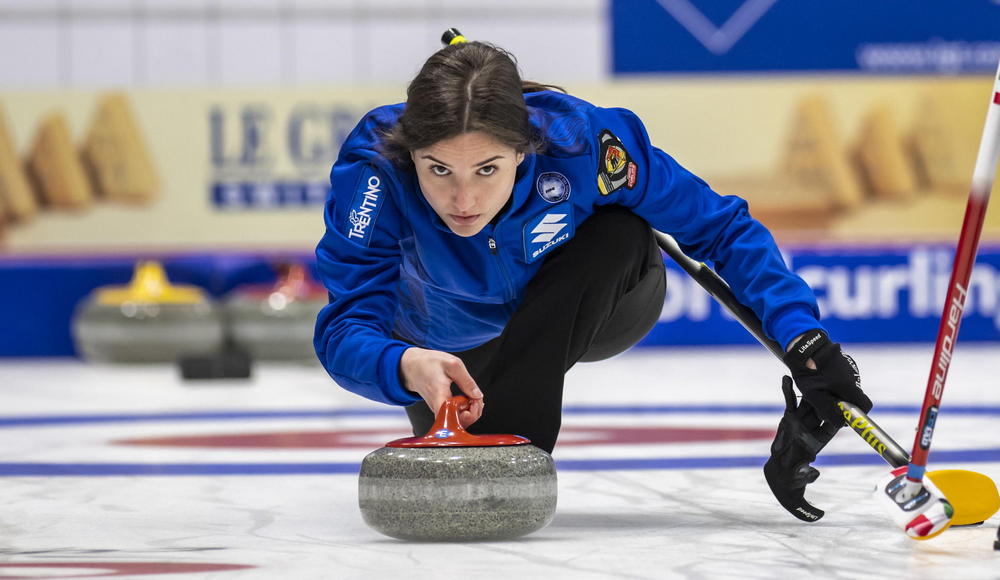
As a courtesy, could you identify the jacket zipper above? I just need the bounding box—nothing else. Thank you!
[488,233,516,301]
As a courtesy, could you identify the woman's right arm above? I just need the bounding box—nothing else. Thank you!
[314,156,418,406]
[314,155,484,424]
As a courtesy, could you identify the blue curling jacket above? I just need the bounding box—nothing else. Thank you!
[314,91,824,406]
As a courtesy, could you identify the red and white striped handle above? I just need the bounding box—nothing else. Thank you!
[906,59,1000,482]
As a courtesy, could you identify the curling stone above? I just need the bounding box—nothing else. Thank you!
[359,396,558,541]
[224,262,327,361]
[72,260,224,363]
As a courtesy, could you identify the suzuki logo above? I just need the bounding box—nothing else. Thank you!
[530,214,568,243]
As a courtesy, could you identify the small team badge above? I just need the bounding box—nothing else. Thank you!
[596,130,638,196]
[434,429,453,439]
[536,171,572,203]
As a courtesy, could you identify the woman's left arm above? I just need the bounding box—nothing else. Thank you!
[589,107,821,349]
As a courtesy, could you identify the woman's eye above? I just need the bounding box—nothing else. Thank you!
[478,165,497,176]
[430,165,451,176]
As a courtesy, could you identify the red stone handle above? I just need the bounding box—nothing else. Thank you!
[385,395,530,448]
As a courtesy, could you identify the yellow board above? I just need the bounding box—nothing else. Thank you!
[81,93,159,203]
[0,103,38,222]
[853,103,918,201]
[706,174,837,232]
[0,77,997,252]
[26,112,94,210]
[784,95,865,211]
[927,468,1000,527]
[908,90,977,193]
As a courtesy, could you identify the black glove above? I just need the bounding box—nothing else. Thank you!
[764,376,839,522]
[782,329,872,426]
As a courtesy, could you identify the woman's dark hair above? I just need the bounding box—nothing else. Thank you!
[379,42,559,167]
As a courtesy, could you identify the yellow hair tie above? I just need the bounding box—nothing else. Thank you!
[441,28,467,46]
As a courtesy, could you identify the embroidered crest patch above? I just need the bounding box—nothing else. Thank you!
[596,130,638,196]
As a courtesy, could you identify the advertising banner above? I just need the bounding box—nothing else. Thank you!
[4,244,999,357]
[613,0,1000,75]
[2,78,1000,354]
[0,88,397,252]
[647,245,1000,347]
[2,77,998,252]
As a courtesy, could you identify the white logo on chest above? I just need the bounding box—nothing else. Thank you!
[530,213,568,243]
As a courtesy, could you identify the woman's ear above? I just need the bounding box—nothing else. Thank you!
[516,152,525,165]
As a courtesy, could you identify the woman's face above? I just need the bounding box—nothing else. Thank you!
[411,131,524,237]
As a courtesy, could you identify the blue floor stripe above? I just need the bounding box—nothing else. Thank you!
[0,409,401,427]
[0,463,361,476]
[564,404,1000,415]
[2,448,998,476]
[3,405,1000,427]
[560,448,1000,470]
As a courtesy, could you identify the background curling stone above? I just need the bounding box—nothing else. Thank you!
[72,260,223,363]
[177,338,253,381]
[359,396,557,542]
[224,262,327,361]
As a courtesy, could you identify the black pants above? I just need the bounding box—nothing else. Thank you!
[405,207,666,453]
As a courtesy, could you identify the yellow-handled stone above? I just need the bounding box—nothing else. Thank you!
[96,261,206,306]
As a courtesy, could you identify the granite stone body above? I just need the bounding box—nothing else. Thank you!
[224,295,324,361]
[359,444,557,541]
[72,300,224,362]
